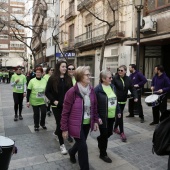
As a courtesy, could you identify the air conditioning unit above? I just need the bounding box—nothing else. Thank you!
[140,16,157,33]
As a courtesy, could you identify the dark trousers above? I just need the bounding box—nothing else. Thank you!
[152,94,167,123]
[52,107,64,146]
[114,104,125,133]
[46,103,51,112]
[32,104,46,128]
[13,92,24,116]
[97,118,115,157]
[128,89,144,118]
[70,124,90,170]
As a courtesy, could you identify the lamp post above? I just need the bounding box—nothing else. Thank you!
[134,0,144,71]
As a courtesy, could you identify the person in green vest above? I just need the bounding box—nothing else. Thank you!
[2,70,6,83]
[11,66,27,121]
[43,67,54,116]
[94,70,121,163]
[27,66,47,132]
[67,64,76,85]
[0,70,2,83]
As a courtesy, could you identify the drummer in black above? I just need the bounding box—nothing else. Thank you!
[150,65,170,125]
[127,64,147,123]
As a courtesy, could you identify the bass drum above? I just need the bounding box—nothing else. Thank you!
[0,136,15,170]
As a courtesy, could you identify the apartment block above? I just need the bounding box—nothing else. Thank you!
[0,0,26,69]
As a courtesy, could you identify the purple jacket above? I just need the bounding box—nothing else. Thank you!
[129,71,147,88]
[61,83,98,138]
[151,73,170,93]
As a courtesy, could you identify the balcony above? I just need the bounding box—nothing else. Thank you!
[65,4,76,21]
[75,21,125,48]
[77,0,92,11]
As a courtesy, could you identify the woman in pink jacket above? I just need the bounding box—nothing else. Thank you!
[61,66,99,170]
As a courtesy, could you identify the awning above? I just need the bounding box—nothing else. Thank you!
[124,33,170,46]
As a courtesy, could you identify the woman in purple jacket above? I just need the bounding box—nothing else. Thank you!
[61,66,99,170]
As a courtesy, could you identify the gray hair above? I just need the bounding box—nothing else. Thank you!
[100,70,111,83]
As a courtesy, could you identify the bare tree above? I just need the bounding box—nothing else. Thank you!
[81,0,128,71]
[0,0,48,67]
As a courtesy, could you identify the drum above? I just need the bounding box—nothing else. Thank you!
[145,94,160,107]
[0,136,15,170]
[127,90,133,99]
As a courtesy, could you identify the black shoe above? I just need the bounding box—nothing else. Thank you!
[67,136,73,143]
[14,115,18,121]
[47,111,51,117]
[126,114,134,118]
[149,122,159,125]
[19,115,23,120]
[99,155,112,163]
[34,128,39,131]
[140,118,144,123]
[41,125,47,130]
[68,149,76,164]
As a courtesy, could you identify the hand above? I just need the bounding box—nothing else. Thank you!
[151,86,154,91]
[134,98,138,102]
[157,89,163,93]
[62,131,68,139]
[23,93,26,97]
[118,113,121,118]
[134,84,139,88]
[15,79,19,83]
[26,102,30,108]
[98,118,103,125]
[54,101,58,106]
[93,123,98,131]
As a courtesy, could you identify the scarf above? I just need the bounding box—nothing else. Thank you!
[77,82,91,115]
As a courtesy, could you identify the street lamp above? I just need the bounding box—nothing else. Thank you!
[134,0,144,71]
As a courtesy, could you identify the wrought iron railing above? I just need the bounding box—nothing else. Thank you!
[65,4,75,20]
[75,22,125,47]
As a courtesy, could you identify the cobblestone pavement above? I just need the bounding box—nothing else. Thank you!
[0,83,169,170]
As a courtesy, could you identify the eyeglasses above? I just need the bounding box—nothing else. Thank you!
[68,68,75,71]
[84,74,91,77]
[118,69,124,72]
[108,77,112,79]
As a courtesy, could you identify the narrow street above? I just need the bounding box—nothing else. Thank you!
[0,83,169,170]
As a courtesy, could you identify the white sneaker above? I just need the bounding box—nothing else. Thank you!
[60,144,67,155]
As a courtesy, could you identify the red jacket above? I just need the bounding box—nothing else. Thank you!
[61,83,98,138]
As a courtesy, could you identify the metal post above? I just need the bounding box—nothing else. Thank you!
[136,8,141,71]
[54,44,56,67]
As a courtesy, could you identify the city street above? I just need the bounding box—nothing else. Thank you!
[0,83,169,170]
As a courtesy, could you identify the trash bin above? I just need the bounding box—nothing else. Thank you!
[0,136,15,170]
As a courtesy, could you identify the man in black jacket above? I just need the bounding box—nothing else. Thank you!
[112,65,138,142]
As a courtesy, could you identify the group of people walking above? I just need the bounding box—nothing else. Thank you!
[9,62,170,170]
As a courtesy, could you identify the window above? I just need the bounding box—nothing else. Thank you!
[147,0,170,11]
[85,24,92,39]
[69,24,74,45]
[0,0,8,2]
[60,1,64,16]
[0,35,8,39]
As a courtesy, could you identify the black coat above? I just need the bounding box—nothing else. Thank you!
[112,75,138,102]
[45,77,72,108]
[94,83,121,128]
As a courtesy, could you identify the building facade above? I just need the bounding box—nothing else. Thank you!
[0,0,26,69]
[124,0,170,89]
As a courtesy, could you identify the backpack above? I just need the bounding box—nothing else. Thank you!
[152,114,170,156]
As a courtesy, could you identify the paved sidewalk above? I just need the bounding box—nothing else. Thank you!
[0,83,169,170]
